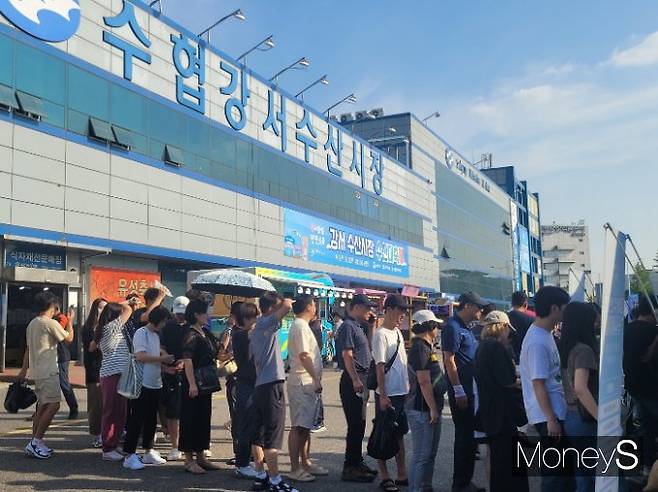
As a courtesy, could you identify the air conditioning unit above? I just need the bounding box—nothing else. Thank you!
[329,115,338,122]
[355,110,370,120]
[340,113,353,123]
[369,108,385,118]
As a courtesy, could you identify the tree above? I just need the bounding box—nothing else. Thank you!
[630,263,655,295]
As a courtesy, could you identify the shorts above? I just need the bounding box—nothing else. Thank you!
[375,393,409,436]
[161,374,182,419]
[287,381,319,429]
[35,374,61,404]
[253,381,286,450]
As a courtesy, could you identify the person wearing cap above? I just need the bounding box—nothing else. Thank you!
[372,294,411,492]
[335,293,379,483]
[159,295,189,462]
[474,311,529,492]
[441,291,487,492]
[407,310,445,492]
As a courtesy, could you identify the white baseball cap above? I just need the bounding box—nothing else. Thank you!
[172,296,190,314]
[412,309,442,325]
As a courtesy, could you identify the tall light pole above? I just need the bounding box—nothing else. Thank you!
[295,74,329,100]
[269,57,310,83]
[237,35,275,63]
[324,93,357,116]
[198,9,246,44]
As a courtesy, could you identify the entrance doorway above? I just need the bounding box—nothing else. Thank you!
[5,283,66,367]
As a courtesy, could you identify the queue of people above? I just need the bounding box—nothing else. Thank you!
[15,282,658,492]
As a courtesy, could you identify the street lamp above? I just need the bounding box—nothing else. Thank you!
[269,57,310,83]
[198,9,246,44]
[295,74,329,100]
[422,110,440,123]
[237,35,275,63]
[324,93,357,116]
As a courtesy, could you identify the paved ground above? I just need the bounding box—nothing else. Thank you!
[0,369,491,492]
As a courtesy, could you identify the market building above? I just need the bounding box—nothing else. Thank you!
[0,1,439,369]
[482,165,544,297]
[343,112,516,306]
[541,221,591,292]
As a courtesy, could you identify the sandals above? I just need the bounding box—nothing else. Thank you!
[184,462,206,475]
[380,479,399,492]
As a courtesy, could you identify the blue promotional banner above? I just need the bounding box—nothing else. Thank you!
[518,225,531,273]
[4,242,66,270]
[283,209,409,278]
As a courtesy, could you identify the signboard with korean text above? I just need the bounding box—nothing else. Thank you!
[4,242,66,270]
[283,209,409,278]
[89,266,161,303]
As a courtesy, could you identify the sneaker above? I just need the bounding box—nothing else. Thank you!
[102,450,124,462]
[252,474,270,491]
[342,465,376,483]
[236,465,260,479]
[269,478,299,492]
[123,454,146,470]
[25,440,50,459]
[203,449,213,458]
[311,425,327,433]
[35,440,53,454]
[305,463,328,476]
[142,449,166,465]
[167,448,183,461]
[92,436,103,449]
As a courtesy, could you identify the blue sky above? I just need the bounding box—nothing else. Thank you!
[165,0,658,278]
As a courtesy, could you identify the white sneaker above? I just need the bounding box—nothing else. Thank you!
[311,425,327,433]
[236,465,259,479]
[203,449,212,458]
[35,439,53,454]
[123,453,146,470]
[102,450,124,462]
[25,439,51,459]
[167,448,183,461]
[142,449,166,465]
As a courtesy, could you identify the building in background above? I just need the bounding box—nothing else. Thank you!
[344,112,515,306]
[482,166,543,297]
[541,221,591,292]
[0,4,438,369]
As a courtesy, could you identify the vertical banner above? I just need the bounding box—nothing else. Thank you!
[569,268,587,302]
[595,229,627,492]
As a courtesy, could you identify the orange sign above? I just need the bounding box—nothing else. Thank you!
[89,267,161,303]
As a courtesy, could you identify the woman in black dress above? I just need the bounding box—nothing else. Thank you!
[474,311,528,492]
[180,300,220,474]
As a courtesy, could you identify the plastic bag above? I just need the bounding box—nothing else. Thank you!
[367,407,400,460]
[117,354,143,399]
[4,381,37,413]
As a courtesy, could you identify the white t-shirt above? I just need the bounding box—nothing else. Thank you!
[287,317,322,386]
[133,327,162,390]
[372,326,409,397]
[520,324,567,424]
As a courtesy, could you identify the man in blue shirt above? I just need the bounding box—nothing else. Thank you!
[441,292,487,492]
[335,294,378,483]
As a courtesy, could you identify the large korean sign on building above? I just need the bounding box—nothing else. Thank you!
[89,266,161,303]
[283,209,409,278]
[0,0,386,197]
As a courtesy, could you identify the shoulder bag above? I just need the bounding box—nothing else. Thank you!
[117,326,144,400]
[366,331,401,391]
[194,329,221,395]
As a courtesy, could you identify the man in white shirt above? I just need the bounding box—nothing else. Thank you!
[286,294,327,482]
[519,285,573,492]
[372,294,411,490]
[18,292,74,459]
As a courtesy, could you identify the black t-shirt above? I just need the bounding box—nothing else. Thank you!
[336,317,372,373]
[161,320,187,361]
[407,337,445,412]
[623,320,658,398]
[508,309,535,361]
[82,323,101,384]
[232,327,257,385]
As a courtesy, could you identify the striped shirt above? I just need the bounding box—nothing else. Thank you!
[99,317,130,379]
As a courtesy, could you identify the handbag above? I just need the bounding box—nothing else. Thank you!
[4,381,37,413]
[366,331,401,391]
[117,327,143,400]
[217,358,238,378]
[194,365,221,395]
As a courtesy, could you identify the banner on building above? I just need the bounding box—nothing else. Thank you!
[595,228,627,492]
[89,267,161,303]
[4,242,66,271]
[283,209,409,278]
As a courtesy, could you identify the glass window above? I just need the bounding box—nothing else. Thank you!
[0,34,13,87]
[15,43,65,104]
[69,67,108,120]
[111,84,146,134]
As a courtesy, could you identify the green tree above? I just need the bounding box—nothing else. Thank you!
[630,263,655,295]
